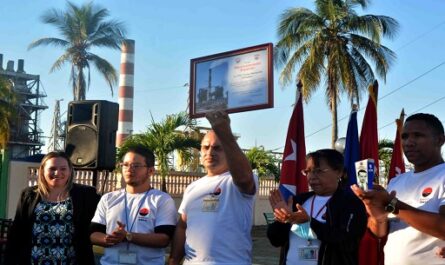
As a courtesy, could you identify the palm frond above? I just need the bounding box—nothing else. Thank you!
[119,112,200,180]
[50,52,71,73]
[28,38,69,50]
[0,77,17,148]
[349,34,397,81]
[88,54,118,96]
[30,1,126,100]
[275,0,398,146]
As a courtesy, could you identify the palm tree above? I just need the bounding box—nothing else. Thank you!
[378,138,394,180]
[275,0,399,147]
[29,1,126,101]
[245,146,280,180]
[118,112,201,192]
[0,77,16,149]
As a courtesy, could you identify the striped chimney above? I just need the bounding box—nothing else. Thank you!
[116,39,135,147]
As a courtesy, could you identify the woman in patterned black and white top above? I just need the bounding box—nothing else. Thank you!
[6,151,100,265]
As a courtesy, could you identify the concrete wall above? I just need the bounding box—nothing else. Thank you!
[254,196,273,226]
[7,161,39,219]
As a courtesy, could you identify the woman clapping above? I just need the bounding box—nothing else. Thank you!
[267,149,367,265]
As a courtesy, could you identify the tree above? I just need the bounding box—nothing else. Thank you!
[29,1,126,101]
[275,0,398,147]
[0,77,16,149]
[118,112,201,192]
[378,138,394,180]
[245,146,280,180]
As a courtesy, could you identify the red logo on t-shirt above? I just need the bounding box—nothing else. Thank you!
[213,187,222,196]
[422,187,433,197]
[139,208,150,216]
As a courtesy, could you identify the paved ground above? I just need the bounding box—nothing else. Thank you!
[251,225,280,265]
[94,226,280,265]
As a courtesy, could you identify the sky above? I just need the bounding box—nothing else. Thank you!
[1,0,445,154]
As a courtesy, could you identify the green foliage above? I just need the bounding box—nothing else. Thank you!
[29,1,126,101]
[246,146,280,180]
[378,138,394,179]
[275,0,399,146]
[0,77,17,149]
[118,112,201,191]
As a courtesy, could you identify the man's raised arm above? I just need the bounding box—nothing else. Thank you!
[206,110,255,195]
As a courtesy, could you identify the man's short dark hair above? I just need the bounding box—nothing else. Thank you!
[125,146,155,167]
[406,113,444,136]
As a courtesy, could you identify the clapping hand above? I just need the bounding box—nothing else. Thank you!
[104,221,127,246]
[288,204,310,224]
[269,189,292,223]
[269,189,310,224]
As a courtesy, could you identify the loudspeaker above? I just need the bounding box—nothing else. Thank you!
[65,100,119,170]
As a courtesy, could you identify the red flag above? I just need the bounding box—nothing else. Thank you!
[360,80,379,171]
[388,109,406,182]
[358,80,385,265]
[279,81,308,199]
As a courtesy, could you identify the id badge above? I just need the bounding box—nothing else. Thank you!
[298,246,318,261]
[202,196,219,212]
[118,250,137,264]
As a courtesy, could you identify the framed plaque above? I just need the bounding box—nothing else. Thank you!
[189,43,273,118]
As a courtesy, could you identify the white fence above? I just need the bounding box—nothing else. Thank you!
[27,168,279,197]
[6,162,277,224]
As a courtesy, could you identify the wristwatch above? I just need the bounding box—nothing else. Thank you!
[126,232,133,242]
[385,197,399,214]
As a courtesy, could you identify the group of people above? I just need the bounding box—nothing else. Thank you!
[5,110,258,265]
[4,111,445,265]
[268,113,445,265]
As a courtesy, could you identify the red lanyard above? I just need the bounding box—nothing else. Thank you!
[310,195,328,219]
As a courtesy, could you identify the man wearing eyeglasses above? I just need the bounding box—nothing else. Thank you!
[169,110,258,265]
[90,146,177,265]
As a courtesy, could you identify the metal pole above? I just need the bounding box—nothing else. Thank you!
[0,149,10,218]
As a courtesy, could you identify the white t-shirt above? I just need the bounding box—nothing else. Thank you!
[286,195,331,265]
[91,188,177,265]
[385,163,445,265]
[178,171,258,265]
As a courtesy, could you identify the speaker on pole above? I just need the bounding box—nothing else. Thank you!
[65,100,119,170]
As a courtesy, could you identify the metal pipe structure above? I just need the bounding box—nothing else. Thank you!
[116,39,135,147]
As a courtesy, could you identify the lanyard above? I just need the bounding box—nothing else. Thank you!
[124,189,150,235]
[310,195,328,219]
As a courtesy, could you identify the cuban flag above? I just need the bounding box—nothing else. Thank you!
[279,81,308,200]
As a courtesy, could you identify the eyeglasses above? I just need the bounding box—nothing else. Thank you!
[301,168,330,177]
[119,163,148,169]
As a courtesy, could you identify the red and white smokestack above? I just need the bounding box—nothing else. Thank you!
[116,39,135,147]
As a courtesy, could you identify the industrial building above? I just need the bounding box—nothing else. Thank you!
[0,54,47,158]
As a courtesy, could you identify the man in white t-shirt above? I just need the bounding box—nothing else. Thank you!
[90,146,177,265]
[168,110,258,265]
[352,113,445,265]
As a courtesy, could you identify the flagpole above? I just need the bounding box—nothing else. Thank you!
[387,108,406,183]
[296,80,302,104]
